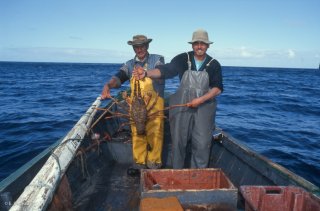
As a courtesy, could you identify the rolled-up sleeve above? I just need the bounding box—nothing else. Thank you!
[155,56,165,66]
[115,63,130,84]
[209,61,223,92]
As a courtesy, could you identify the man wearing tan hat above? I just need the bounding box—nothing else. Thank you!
[101,35,165,175]
[134,29,223,169]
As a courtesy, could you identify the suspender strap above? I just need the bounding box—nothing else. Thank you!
[186,52,215,71]
[186,52,192,70]
[203,58,214,71]
[206,58,214,67]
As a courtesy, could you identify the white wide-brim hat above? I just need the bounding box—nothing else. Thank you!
[188,29,213,44]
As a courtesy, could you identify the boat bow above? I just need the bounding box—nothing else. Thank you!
[9,97,101,211]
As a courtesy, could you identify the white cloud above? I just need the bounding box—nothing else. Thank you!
[287,49,295,58]
[212,46,266,60]
[0,47,132,63]
[240,46,252,58]
[1,46,319,68]
[69,36,83,40]
[210,47,319,68]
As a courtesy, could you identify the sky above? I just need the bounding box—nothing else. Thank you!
[1,0,319,68]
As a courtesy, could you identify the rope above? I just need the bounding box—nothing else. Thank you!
[51,152,62,178]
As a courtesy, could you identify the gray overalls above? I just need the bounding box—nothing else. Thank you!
[169,53,217,168]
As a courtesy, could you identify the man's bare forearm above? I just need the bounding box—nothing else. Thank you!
[133,66,162,80]
[146,68,161,78]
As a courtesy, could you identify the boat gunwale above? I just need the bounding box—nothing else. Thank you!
[7,96,102,210]
[214,129,320,195]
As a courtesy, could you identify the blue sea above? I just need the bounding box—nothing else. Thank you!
[0,62,319,187]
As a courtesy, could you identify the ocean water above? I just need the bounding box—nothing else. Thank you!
[0,62,319,187]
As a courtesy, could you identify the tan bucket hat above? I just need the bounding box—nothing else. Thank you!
[127,35,152,46]
[188,29,213,44]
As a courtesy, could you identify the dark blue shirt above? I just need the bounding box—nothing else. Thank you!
[158,51,223,92]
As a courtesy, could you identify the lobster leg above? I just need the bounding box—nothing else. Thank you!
[146,93,159,113]
[105,113,131,119]
[117,120,137,132]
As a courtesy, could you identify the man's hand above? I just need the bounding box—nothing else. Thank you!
[101,83,111,100]
[187,97,203,108]
[133,66,146,80]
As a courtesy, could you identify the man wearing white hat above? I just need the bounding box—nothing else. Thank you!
[134,29,223,169]
[101,35,165,175]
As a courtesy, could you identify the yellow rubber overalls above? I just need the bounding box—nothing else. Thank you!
[129,76,164,169]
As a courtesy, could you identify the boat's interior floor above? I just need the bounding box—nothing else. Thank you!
[65,113,239,210]
[71,161,236,211]
[73,161,140,211]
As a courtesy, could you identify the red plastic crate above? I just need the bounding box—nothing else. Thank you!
[240,186,320,211]
[142,168,231,190]
[140,168,237,210]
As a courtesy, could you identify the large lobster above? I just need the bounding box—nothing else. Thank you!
[94,79,164,135]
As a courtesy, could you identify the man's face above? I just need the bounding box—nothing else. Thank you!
[192,41,209,57]
[133,44,148,60]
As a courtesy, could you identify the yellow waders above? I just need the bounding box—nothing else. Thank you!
[130,78,164,168]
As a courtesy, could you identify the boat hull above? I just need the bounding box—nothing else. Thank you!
[1,95,319,210]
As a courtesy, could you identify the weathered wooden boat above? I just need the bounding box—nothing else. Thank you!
[1,92,319,210]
